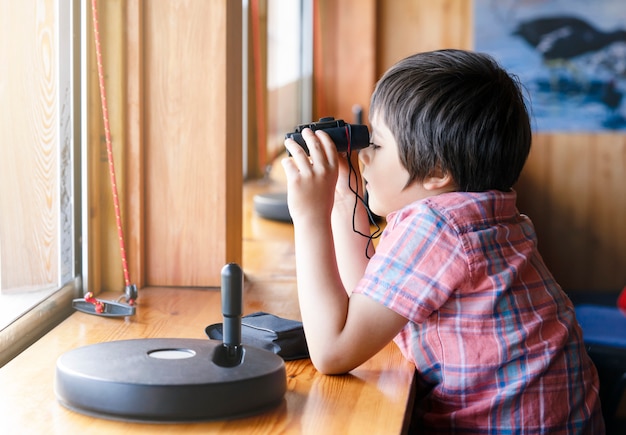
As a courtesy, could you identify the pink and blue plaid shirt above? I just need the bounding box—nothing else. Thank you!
[354,190,604,434]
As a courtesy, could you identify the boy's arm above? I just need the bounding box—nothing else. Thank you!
[331,149,373,294]
[282,129,407,375]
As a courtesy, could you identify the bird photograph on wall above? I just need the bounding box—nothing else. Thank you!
[475,0,626,131]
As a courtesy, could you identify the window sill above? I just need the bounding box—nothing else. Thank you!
[0,279,79,367]
[0,285,59,330]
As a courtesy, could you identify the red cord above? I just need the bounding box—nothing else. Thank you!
[84,292,105,314]
[91,0,131,289]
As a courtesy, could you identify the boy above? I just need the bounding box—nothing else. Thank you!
[281,49,604,433]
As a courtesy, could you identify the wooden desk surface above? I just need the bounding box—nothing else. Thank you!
[0,288,414,434]
[0,180,415,434]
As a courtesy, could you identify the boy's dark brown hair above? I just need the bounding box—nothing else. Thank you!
[370,49,532,192]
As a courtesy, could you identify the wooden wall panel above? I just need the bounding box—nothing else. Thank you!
[143,1,242,287]
[516,135,626,291]
[124,0,145,289]
[376,0,473,73]
[0,0,59,291]
[313,0,471,123]
[314,0,377,122]
[88,0,242,291]
[87,0,126,293]
[245,0,268,178]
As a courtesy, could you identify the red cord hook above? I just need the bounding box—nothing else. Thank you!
[84,292,105,314]
[73,292,136,317]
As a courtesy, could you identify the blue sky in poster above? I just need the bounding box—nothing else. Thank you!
[474,0,626,132]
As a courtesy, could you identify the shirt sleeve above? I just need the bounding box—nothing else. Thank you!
[353,204,469,323]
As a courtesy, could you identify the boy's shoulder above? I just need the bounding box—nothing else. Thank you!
[388,190,522,233]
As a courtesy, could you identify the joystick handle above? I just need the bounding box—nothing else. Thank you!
[221,263,243,349]
[212,263,245,367]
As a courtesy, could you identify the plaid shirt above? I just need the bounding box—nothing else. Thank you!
[354,190,604,434]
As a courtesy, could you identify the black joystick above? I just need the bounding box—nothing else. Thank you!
[55,263,287,421]
[213,263,244,367]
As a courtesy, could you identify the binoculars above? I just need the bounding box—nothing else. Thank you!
[286,117,369,155]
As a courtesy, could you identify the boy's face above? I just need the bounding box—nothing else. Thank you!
[360,113,446,217]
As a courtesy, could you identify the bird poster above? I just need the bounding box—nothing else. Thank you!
[474,0,626,132]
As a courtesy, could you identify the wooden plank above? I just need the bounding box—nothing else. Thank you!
[588,135,626,289]
[143,0,242,286]
[224,0,245,278]
[124,0,145,289]
[0,0,59,291]
[547,135,593,288]
[245,0,268,177]
[314,0,377,122]
[86,0,126,293]
[517,135,626,292]
[376,0,473,74]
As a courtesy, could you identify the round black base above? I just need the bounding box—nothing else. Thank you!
[55,338,286,422]
[253,192,291,222]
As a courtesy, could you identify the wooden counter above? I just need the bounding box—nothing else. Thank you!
[0,180,415,434]
[0,287,414,434]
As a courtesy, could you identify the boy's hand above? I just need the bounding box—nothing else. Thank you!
[282,129,400,375]
[333,144,363,213]
[281,128,339,223]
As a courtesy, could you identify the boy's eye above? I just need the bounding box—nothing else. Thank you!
[368,142,381,150]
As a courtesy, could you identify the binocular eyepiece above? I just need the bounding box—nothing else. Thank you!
[285,117,369,155]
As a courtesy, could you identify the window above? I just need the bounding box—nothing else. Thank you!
[0,0,81,366]
[265,0,313,161]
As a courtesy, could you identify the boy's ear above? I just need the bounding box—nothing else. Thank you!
[422,167,456,191]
